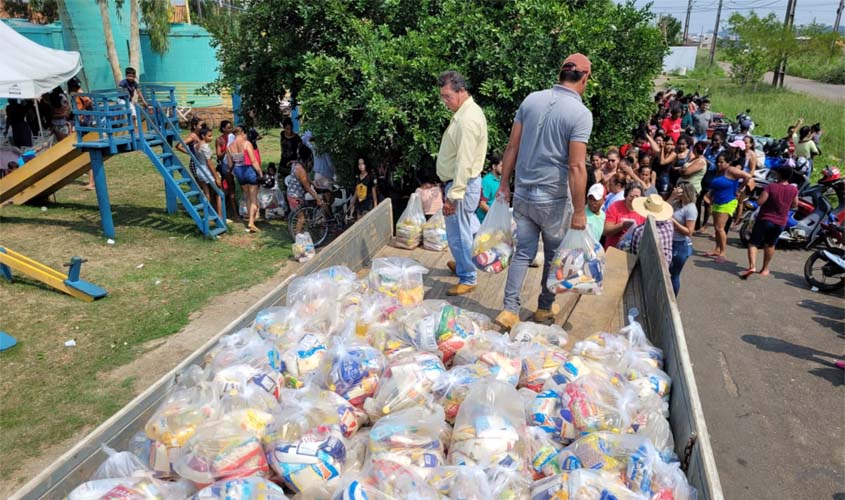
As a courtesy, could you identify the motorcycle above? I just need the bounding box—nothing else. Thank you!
[804,222,845,292]
[739,176,845,249]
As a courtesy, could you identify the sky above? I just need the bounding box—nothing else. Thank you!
[624,0,841,35]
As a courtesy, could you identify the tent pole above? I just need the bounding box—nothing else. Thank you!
[33,98,44,139]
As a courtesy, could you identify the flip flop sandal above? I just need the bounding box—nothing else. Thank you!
[739,269,755,279]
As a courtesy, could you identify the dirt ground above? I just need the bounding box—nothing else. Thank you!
[0,262,300,495]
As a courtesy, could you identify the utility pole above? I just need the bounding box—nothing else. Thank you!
[835,0,844,35]
[683,0,694,44]
[774,0,797,87]
[709,0,723,66]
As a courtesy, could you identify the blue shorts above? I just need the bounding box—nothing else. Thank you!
[233,164,259,185]
[750,219,783,248]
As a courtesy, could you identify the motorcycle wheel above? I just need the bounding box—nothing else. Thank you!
[803,248,845,292]
[739,219,753,247]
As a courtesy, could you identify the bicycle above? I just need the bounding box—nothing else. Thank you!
[287,185,355,247]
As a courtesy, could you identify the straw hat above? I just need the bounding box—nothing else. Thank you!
[632,194,673,221]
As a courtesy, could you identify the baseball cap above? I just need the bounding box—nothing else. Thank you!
[561,53,592,76]
[728,139,746,151]
[588,183,605,200]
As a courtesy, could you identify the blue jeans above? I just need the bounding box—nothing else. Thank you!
[669,238,693,296]
[444,177,481,285]
[504,186,572,312]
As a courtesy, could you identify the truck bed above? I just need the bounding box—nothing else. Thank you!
[11,200,723,500]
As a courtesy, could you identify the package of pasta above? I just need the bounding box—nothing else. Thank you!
[280,332,328,389]
[332,458,443,500]
[472,202,514,273]
[432,363,494,423]
[192,477,289,500]
[448,380,526,470]
[546,229,605,295]
[362,350,445,421]
[423,209,449,252]
[527,381,577,445]
[174,419,269,487]
[394,192,426,249]
[322,323,386,408]
[369,406,448,477]
[453,331,522,386]
[369,257,428,306]
[519,344,569,392]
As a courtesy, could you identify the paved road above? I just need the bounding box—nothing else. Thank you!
[678,232,844,499]
[762,72,845,103]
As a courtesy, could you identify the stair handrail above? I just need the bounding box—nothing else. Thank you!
[134,105,226,233]
[148,102,228,223]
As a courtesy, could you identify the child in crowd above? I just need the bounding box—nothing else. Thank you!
[195,128,223,222]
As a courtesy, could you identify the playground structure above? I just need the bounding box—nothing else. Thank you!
[0,246,107,302]
[0,85,227,240]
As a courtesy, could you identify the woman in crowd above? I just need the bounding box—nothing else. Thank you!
[661,107,682,142]
[676,141,707,195]
[733,135,759,227]
[601,149,620,182]
[176,117,204,178]
[350,157,378,218]
[215,120,237,222]
[285,159,325,234]
[793,125,820,164]
[49,87,71,141]
[603,173,626,211]
[590,150,605,185]
[4,100,33,148]
[697,131,725,233]
[195,127,223,222]
[603,180,646,249]
[669,135,692,187]
[279,117,302,176]
[227,127,263,233]
[704,153,754,262]
[667,183,698,295]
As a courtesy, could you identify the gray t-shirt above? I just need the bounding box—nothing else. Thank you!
[672,202,698,243]
[513,85,593,197]
[693,110,713,136]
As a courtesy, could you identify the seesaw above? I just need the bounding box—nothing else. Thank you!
[0,246,107,302]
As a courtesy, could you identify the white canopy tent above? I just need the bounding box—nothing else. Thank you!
[0,21,82,99]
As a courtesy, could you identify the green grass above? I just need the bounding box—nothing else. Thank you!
[663,74,844,169]
[0,129,292,485]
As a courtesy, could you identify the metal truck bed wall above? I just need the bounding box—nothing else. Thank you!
[11,201,723,500]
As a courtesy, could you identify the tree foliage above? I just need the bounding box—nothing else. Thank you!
[208,0,667,180]
[723,11,796,86]
[657,15,682,46]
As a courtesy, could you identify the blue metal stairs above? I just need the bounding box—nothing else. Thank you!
[136,104,227,238]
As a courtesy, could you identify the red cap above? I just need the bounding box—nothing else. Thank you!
[561,53,592,75]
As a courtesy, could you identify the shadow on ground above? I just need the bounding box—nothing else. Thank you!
[742,334,844,386]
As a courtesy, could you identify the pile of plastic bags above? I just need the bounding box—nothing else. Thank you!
[67,259,695,500]
[423,210,449,252]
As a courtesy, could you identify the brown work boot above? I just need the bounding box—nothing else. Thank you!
[447,260,457,275]
[533,303,561,323]
[495,310,520,330]
[446,283,476,296]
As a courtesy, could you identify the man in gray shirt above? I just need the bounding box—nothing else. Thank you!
[494,53,592,329]
[692,98,712,142]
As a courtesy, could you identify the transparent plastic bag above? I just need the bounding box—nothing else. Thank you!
[398,303,481,365]
[369,257,428,306]
[321,322,386,408]
[423,209,449,251]
[518,344,568,392]
[213,363,282,403]
[280,332,328,389]
[293,232,316,262]
[524,426,564,479]
[331,459,443,500]
[472,201,514,273]
[559,374,643,436]
[367,321,416,360]
[448,380,526,469]
[145,384,218,449]
[67,477,174,500]
[394,192,426,249]
[486,464,533,500]
[427,465,494,500]
[369,405,448,476]
[546,229,605,295]
[452,331,522,386]
[253,306,299,342]
[354,292,401,339]
[192,476,289,500]
[527,381,577,445]
[432,363,494,423]
[363,350,445,421]
[566,468,648,500]
[510,322,568,348]
[91,445,149,480]
[174,418,269,487]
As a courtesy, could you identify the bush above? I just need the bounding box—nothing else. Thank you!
[788,57,845,85]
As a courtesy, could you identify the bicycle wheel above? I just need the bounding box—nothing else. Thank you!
[288,206,329,247]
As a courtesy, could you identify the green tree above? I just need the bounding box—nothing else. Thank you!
[723,11,797,87]
[207,0,667,180]
[657,15,682,45]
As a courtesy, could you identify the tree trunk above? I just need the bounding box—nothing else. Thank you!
[98,0,122,85]
[129,0,141,71]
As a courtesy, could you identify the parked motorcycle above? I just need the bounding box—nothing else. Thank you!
[804,222,845,292]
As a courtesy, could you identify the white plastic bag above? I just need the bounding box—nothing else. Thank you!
[369,257,428,306]
[472,201,514,273]
[423,209,449,251]
[293,232,316,263]
[547,229,605,295]
[394,192,426,249]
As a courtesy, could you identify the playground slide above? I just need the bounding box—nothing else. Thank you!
[0,132,98,206]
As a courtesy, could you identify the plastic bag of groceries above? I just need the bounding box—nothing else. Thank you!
[432,363,494,423]
[566,468,649,500]
[91,445,149,480]
[174,418,269,487]
[67,476,192,500]
[394,192,426,249]
[453,331,522,386]
[369,405,449,476]
[363,350,446,421]
[331,459,443,500]
[527,380,578,445]
[546,229,605,295]
[397,302,481,365]
[369,257,428,306]
[448,380,526,469]
[353,292,401,339]
[423,209,449,251]
[321,321,386,408]
[253,306,300,342]
[518,343,568,392]
[472,201,514,273]
[510,322,569,349]
[523,426,564,479]
[427,465,493,500]
[192,477,289,500]
[367,321,416,360]
[293,232,316,263]
[280,332,328,389]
